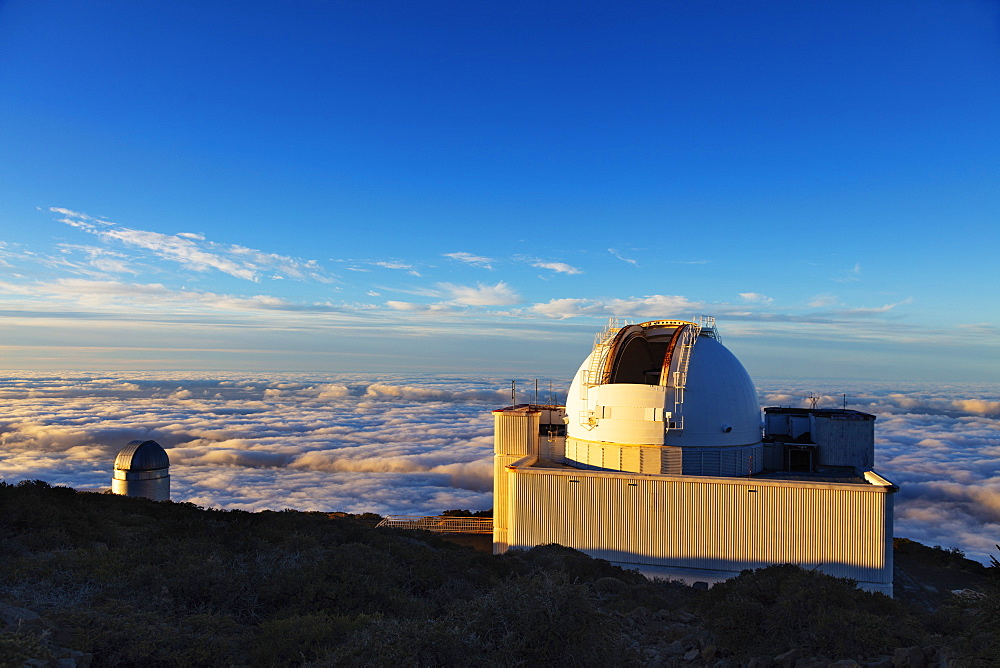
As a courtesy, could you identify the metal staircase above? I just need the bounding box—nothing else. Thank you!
[667,322,702,433]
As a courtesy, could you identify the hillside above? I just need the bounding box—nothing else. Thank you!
[1,480,997,667]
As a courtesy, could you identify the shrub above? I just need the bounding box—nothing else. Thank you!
[696,564,925,660]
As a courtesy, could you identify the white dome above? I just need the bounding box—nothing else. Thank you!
[661,335,761,448]
[566,320,761,454]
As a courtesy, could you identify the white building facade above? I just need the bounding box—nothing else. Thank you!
[493,319,896,595]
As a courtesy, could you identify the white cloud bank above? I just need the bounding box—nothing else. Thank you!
[1,373,998,564]
[0,373,512,515]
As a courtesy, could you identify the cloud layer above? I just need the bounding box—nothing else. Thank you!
[1,372,997,564]
[0,373,511,515]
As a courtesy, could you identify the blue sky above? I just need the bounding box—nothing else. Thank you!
[1,0,998,380]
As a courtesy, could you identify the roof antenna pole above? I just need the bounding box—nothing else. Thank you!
[534,379,538,406]
[511,380,516,406]
[843,393,847,410]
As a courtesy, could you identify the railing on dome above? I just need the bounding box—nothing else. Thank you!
[584,316,626,389]
[375,515,493,534]
[699,314,720,341]
[578,314,722,433]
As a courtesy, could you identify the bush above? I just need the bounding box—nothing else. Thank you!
[696,564,925,660]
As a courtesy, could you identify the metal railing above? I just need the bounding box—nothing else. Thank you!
[376,515,493,534]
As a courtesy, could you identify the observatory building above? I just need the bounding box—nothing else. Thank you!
[112,440,170,501]
[493,318,897,595]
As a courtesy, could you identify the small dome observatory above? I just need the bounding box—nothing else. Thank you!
[112,440,170,501]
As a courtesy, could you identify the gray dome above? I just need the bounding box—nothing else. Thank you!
[115,440,169,471]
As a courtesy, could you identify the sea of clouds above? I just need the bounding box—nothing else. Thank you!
[1,372,997,563]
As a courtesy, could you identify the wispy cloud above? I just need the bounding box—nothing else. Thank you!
[0,278,348,314]
[607,248,638,266]
[739,292,773,304]
[438,281,520,306]
[531,294,699,319]
[385,301,451,313]
[807,294,839,308]
[56,244,137,275]
[443,252,494,269]
[835,297,913,316]
[833,262,862,283]
[50,208,335,283]
[532,261,582,275]
[374,261,421,277]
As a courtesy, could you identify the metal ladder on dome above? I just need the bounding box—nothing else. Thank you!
[586,316,625,387]
[578,317,626,417]
[668,322,702,433]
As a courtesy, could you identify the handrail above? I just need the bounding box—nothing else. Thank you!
[375,515,493,534]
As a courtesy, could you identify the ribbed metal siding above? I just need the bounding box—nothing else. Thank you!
[494,412,539,456]
[493,410,541,554]
[111,474,170,501]
[681,443,764,476]
[813,416,874,468]
[506,469,892,586]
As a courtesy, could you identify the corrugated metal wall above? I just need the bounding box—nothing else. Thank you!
[565,437,763,477]
[111,473,170,501]
[493,409,541,553]
[814,415,874,468]
[494,411,539,457]
[504,467,893,587]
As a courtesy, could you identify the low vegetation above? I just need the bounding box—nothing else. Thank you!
[0,480,997,666]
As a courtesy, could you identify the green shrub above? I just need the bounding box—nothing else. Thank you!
[697,564,925,660]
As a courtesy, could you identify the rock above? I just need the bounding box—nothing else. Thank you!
[692,581,710,590]
[929,647,953,668]
[674,609,698,623]
[682,630,711,648]
[0,602,42,629]
[861,657,893,668]
[663,640,686,657]
[774,649,809,668]
[746,659,772,668]
[794,658,830,668]
[892,646,926,668]
[701,644,717,661]
[684,648,701,661]
[828,661,860,667]
[950,588,985,599]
